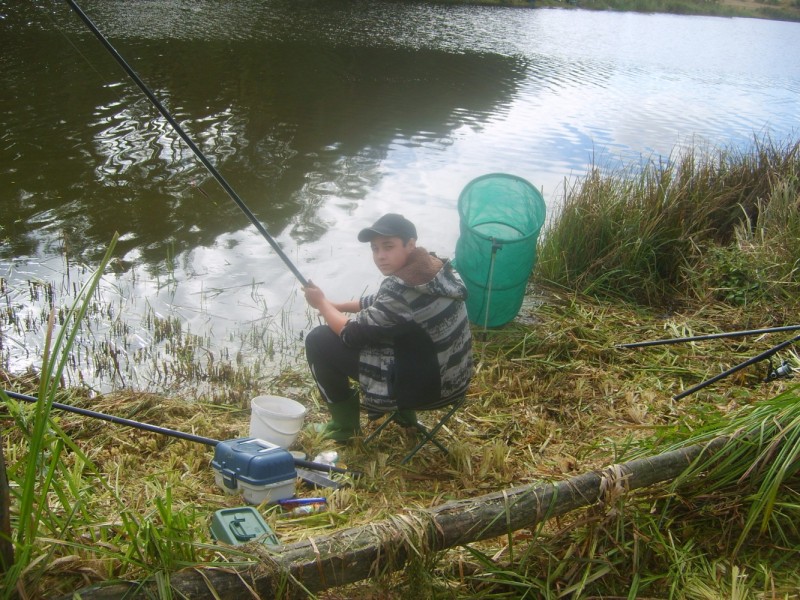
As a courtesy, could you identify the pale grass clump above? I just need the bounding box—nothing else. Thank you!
[536,138,800,307]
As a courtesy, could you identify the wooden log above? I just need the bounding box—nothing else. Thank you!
[61,437,728,600]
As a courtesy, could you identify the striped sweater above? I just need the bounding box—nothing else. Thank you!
[340,247,473,411]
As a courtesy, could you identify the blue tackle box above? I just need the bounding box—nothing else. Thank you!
[211,437,297,504]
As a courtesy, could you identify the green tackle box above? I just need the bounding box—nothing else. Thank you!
[210,507,279,546]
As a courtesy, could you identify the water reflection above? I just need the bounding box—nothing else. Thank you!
[2,20,526,264]
[91,96,241,190]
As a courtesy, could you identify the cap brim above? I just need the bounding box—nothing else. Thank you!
[357,227,386,242]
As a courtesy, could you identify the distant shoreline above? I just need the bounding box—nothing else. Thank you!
[436,0,800,23]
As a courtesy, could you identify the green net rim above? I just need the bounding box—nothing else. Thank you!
[457,173,545,244]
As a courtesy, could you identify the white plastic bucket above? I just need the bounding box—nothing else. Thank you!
[248,395,307,448]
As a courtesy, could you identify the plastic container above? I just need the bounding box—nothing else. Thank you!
[249,395,307,448]
[279,503,327,518]
[455,173,546,328]
[211,437,297,505]
[313,451,338,466]
[210,507,279,546]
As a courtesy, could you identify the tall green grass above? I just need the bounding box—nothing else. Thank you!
[535,139,800,306]
[667,386,800,554]
[1,238,117,597]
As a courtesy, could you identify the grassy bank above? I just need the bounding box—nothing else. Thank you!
[536,138,800,308]
[2,138,800,597]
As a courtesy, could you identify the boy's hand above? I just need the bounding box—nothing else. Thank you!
[303,281,326,309]
[303,281,349,334]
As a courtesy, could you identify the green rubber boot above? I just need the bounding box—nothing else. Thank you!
[395,409,418,428]
[317,396,361,442]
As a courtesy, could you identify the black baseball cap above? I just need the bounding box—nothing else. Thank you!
[357,213,417,243]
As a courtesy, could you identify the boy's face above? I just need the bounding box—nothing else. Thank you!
[370,235,416,276]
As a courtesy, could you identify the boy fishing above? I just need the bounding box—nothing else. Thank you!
[303,213,473,442]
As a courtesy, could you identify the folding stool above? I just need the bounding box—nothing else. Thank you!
[363,395,467,464]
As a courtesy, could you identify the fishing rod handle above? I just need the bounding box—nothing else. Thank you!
[293,457,362,477]
[673,332,800,400]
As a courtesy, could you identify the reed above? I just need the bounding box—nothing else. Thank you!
[665,386,800,554]
[1,262,292,407]
[536,138,800,307]
[1,237,118,597]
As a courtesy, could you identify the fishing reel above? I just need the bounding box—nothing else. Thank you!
[764,358,794,383]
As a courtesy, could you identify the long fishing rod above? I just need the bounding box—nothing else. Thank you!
[65,0,308,287]
[617,324,800,349]
[3,390,357,477]
[673,333,800,401]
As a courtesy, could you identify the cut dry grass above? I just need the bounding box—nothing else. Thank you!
[4,287,800,597]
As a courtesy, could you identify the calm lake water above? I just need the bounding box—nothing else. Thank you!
[2,1,799,399]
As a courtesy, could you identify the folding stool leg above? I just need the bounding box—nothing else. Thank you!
[405,420,450,456]
[401,398,465,464]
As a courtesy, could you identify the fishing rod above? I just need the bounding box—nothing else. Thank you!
[673,333,800,401]
[617,324,800,349]
[64,0,308,287]
[3,390,358,477]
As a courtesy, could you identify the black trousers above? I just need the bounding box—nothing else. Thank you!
[305,325,359,405]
